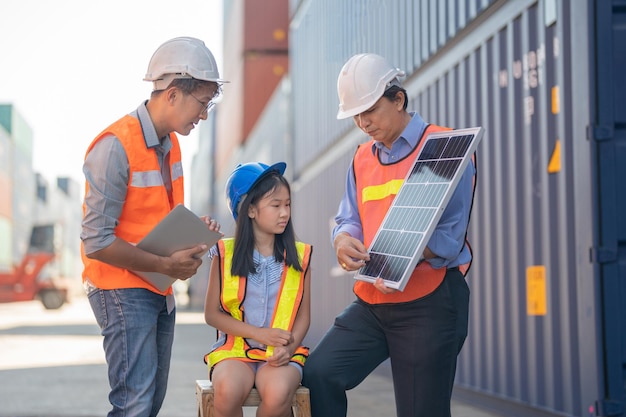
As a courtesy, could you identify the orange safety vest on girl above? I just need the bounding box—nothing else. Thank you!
[205,238,311,373]
[81,114,184,295]
[353,124,473,304]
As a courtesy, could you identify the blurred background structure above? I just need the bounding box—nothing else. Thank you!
[1,1,625,416]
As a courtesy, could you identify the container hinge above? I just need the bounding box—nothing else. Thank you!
[587,125,613,141]
[590,246,617,264]
[595,399,624,416]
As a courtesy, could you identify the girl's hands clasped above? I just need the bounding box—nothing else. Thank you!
[266,346,293,367]
[254,327,294,348]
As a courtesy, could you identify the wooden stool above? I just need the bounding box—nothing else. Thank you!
[196,379,311,417]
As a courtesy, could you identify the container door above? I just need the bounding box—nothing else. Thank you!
[592,0,626,415]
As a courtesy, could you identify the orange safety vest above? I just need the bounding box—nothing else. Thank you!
[353,124,474,304]
[205,238,311,372]
[81,114,184,295]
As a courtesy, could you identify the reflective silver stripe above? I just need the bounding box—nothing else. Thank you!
[131,170,163,187]
[171,161,183,181]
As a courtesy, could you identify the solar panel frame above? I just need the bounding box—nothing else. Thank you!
[354,126,484,291]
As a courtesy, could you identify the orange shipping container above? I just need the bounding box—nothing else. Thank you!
[243,0,288,52]
[243,53,288,140]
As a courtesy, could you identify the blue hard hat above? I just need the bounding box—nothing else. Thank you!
[225,162,287,220]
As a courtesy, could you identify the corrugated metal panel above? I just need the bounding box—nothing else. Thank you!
[290,0,497,175]
[203,0,622,414]
[427,2,593,413]
[284,0,601,416]
[591,0,626,415]
[292,151,358,344]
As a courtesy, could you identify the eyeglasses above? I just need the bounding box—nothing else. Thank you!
[188,83,223,116]
[189,92,216,116]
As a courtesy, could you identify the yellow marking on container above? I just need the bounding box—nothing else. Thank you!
[273,28,286,41]
[548,139,561,173]
[273,65,285,76]
[551,86,560,114]
[527,265,547,316]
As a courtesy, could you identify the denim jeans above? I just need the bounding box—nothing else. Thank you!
[88,288,176,417]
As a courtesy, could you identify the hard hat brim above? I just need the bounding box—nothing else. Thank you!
[256,162,287,183]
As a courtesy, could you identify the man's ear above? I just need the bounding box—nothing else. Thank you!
[395,91,405,110]
[165,86,179,104]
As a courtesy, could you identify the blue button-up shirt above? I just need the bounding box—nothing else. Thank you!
[208,248,283,349]
[332,112,475,269]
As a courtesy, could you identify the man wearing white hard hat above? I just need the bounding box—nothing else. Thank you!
[80,37,227,417]
[303,53,477,417]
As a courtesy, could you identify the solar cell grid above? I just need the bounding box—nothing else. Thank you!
[354,127,484,291]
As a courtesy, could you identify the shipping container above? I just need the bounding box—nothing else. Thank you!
[209,78,293,236]
[0,124,11,178]
[188,114,219,308]
[33,175,83,283]
[243,0,289,52]
[11,140,36,265]
[0,216,12,271]
[0,104,33,158]
[0,105,81,287]
[216,0,289,175]
[200,0,625,415]
[289,0,623,415]
[289,0,498,174]
[242,54,289,139]
[0,173,11,219]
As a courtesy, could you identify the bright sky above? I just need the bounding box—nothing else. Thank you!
[0,0,224,189]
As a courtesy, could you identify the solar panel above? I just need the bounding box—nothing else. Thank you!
[354,126,484,291]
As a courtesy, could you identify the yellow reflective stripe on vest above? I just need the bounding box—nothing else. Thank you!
[220,239,242,320]
[266,241,306,357]
[209,239,247,365]
[361,178,404,203]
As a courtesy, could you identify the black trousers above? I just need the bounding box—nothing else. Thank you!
[303,268,470,417]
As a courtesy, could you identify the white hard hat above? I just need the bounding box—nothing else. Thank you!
[144,36,229,91]
[336,53,405,119]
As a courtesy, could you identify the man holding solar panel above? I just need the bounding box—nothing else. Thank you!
[303,53,477,417]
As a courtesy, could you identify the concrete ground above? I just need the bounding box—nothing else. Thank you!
[0,296,504,417]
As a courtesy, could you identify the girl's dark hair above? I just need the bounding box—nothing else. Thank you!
[382,85,408,111]
[231,171,302,277]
